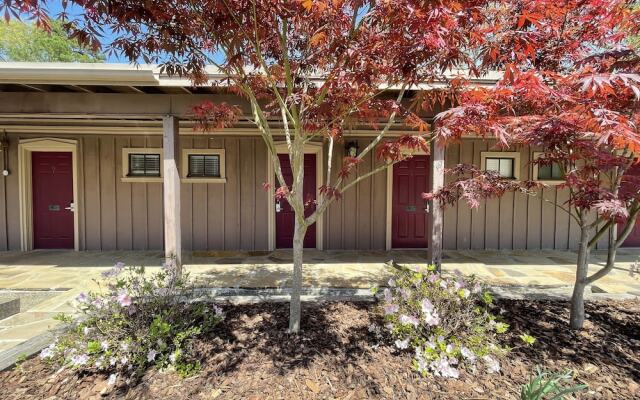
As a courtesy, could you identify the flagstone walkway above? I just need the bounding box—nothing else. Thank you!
[0,248,638,359]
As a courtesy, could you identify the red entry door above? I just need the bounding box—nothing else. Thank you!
[392,155,429,248]
[622,163,640,247]
[32,152,74,249]
[275,154,317,248]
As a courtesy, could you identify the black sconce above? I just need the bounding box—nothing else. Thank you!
[345,141,359,157]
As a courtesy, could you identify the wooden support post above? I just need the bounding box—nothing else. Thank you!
[163,115,182,270]
[428,139,445,270]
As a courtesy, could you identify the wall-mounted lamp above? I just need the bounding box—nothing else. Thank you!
[345,141,359,157]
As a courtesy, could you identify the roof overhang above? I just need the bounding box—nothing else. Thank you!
[0,62,501,94]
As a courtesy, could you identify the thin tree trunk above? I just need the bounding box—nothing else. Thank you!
[570,226,590,330]
[289,221,306,333]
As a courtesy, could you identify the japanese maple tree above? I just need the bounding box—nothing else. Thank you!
[8,0,503,332]
[425,1,640,330]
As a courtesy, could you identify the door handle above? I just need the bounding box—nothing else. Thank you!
[275,202,281,213]
[64,202,75,213]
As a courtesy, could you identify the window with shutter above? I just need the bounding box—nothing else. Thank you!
[188,154,221,178]
[128,153,161,177]
[485,157,515,179]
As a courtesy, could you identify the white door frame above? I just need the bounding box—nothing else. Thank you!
[267,142,324,251]
[18,138,80,251]
[385,151,430,250]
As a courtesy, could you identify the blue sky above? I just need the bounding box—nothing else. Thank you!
[42,0,124,63]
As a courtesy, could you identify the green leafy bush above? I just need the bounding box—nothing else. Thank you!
[40,261,224,383]
[379,264,531,378]
[521,367,587,400]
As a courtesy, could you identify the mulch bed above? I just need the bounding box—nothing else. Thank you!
[1,298,638,399]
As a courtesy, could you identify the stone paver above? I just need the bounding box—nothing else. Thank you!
[0,248,638,359]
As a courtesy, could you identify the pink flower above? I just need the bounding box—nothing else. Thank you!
[75,292,89,303]
[384,303,399,315]
[399,314,420,327]
[117,293,132,307]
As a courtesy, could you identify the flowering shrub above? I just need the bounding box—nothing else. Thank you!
[40,261,224,383]
[378,264,529,379]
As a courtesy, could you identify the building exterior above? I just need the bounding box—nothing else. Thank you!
[0,63,637,259]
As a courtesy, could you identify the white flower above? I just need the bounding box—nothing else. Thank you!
[399,314,420,327]
[75,292,89,303]
[109,357,117,366]
[460,346,476,362]
[39,345,55,359]
[454,281,464,290]
[212,304,224,317]
[107,373,118,386]
[460,288,471,299]
[395,338,410,349]
[120,342,129,352]
[483,355,500,374]
[439,280,448,289]
[421,299,434,314]
[472,283,482,293]
[120,356,129,366]
[71,354,89,366]
[383,288,393,302]
[95,359,103,368]
[100,341,109,351]
[383,303,399,315]
[445,344,454,354]
[430,356,460,379]
[147,349,157,362]
[388,278,396,287]
[83,326,91,335]
[424,310,440,326]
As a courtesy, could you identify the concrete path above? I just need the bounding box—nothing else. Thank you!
[0,248,638,359]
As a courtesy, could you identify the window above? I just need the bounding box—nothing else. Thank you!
[121,148,163,182]
[181,149,226,183]
[481,152,521,180]
[128,153,161,177]
[533,152,564,183]
[485,157,514,179]
[188,154,220,178]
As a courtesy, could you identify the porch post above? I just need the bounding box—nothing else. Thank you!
[163,115,182,270]
[428,139,445,270]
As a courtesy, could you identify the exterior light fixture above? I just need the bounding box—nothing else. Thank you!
[345,141,359,157]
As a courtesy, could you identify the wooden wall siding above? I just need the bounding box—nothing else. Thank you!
[443,139,608,250]
[324,138,388,250]
[0,133,603,252]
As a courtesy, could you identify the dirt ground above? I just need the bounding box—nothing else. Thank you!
[1,298,638,399]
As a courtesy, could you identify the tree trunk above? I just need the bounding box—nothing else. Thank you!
[289,221,307,333]
[570,226,590,330]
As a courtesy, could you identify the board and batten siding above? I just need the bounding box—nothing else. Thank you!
[0,134,598,252]
[442,139,608,251]
[0,134,270,251]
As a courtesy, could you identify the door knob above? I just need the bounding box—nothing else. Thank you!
[64,202,75,213]
[275,202,282,213]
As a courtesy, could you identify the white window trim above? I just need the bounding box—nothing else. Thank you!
[181,149,227,183]
[480,151,521,180]
[532,151,564,185]
[121,148,164,183]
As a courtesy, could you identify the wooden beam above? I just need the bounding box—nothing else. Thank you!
[428,139,445,270]
[163,115,182,270]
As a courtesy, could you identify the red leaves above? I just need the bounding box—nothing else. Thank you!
[424,164,539,209]
[337,156,362,180]
[376,135,430,163]
[190,101,241,132]
[319,185,342,200]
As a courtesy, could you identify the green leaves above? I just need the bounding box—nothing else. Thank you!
[520,367,587,400]
[519,333,537,346]
[0,20,105,62]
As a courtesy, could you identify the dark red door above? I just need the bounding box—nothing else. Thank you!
[32,152,74,249]
[392,155,429,248]
[622,163,640,247]
[275,154,316,248]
